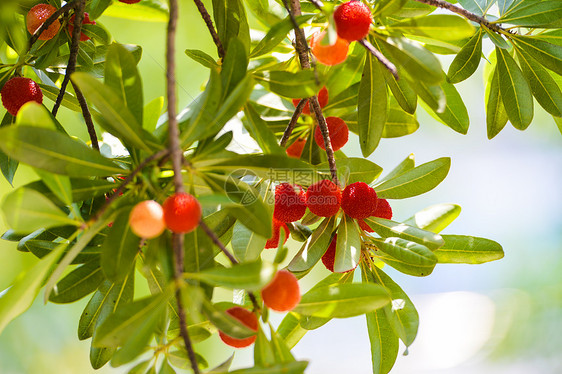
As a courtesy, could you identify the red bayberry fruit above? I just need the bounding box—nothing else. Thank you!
[273,183,307,223]
[314,116,349,152]
[306,179,341,217]
[129,200,166,239]
[334,1,373,42]
[26,4,60,41]
[219,307,258,348]
[265,219,290,249]
[321,235,358,273]
[68,12,96,41]
[261,270,301,312]
[1,77,43,116]
[373,198,393,220]
[119,0,142,3]
[310,30,349,66]
[341,182,378,219]
[292,86,329,115]
[162,193,202,234]
[286,138,306,159]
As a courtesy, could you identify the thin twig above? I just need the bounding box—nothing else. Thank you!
[71,82,99,150]
[359,39,399,80]
[283,0,311,69]
[310,96,339,185]
[280,98,306,147]
[192,0,225,59]
[412,0,505,33]
[87,149,169,226]
[52,0,84,117]
[28,1,75,50]
[199,221,261,311]
[167,0,200,372]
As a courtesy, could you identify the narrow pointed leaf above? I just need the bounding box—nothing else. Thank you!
[364,217,445,250]
[404,203,462,233]
[370,237,437,276]
[201,299,256,339]
[448,29,483,83]
[186,261,275,291]
[433,235,504,264]
[334,215,361,273]
[513,36,562,76]
[49,258,104,303]
[288,216,335,272]
[486,67,509,139]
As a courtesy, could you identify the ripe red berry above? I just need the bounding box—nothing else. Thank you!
[27,4,60,41]
[119,0,142,3]
[286,138,306,159]
[310,30,349,66]
[292,86,329,115]
[314,116,349,152]
[162,193,202,234]
[373,198,393,220]
[129,200,166,239]
[219,307,258,348]
[273,183,307,223]
[1,77,43,116]
[334,1,373,42]
[265,219,290,249]
[341,182,378,219]
[68,12,96,41]
[321,235,357,273]
[261,270,301,312]
[305,179,341,217]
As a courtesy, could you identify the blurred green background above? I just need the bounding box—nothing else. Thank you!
[1,1,561,373]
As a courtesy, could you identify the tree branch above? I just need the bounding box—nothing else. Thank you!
[358,39,399,80]
[280,98,306,147]
[71,82,99,150]
[411,0,505,33]
[167,0,200,372]
[310,96,339,185]
[28,1,74,50]
[192,0,225,59]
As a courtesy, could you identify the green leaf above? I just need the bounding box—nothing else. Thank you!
[363,217,445,251]
[269,325,295,363]
[105,43,144,125]
[458,0,494,16]
[243,103,284,155]
[232,221,267,262]
[78,274,135,340]
[101,208,141,282]
[448,29,483,83]
[425,79,470,134]
[185,49,219,69]
[385,37,443,84]
[201,299,256,339]
[485,28,510,49]
[496,47,534,130]
[0,238,68,335]
[255,327,276,367]
[49,258,104,303]
[317,158,383,185]
[277,313,308,349]
[334,215,361,273]
[227,361,308,374]
[103,1,168,22]
[434,235,504,264]
[377,154,415,184]
[358,50,388,157]
[143,96,164,133]
[404,203,462,233]
[293,283,390,318]
[499,1,562,28]
[389,15,475,41]
[186,261,275,291]
[485,67,509,139]
[513,36,562,77]
[288,216,336,272]
[34,169,73,207]
[212,0,251,52]
[375,157,451,199]
[516,48,562,117]
[254,70,320,99]
[0,126,124,176]
[369,237,437,277]
[39,84,81,112]
[406,77,446,113]
[93,291,171,347]
[2,188,78,233]
[72,72,159,153]
[382,104,419,138]
[250,15,313,58]
[221,37,248,99]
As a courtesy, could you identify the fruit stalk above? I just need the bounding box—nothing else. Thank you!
[167,0,200,372]
[192,0,225,59]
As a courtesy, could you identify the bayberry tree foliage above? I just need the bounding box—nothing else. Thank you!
[1,0,561,372]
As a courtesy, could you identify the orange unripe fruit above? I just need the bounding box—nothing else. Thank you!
[261,270,301,312]
[219,307,258,348]
[68,12,96,42]
[334,1,373,42]
[1,77,43,116]
[129,200,166,239]
[162,193,201,234]
[310,30,349,66]
[292,86,329,115]
[27,4,60,41]
[314,116,349,152]
[286,138,306,159]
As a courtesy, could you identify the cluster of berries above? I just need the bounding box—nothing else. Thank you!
[286,87,350,159]
[310,1,373,66]
[128,193,202,238]
[270,180,392,272]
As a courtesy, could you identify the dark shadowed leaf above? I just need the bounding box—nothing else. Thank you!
[49,257,104,303]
